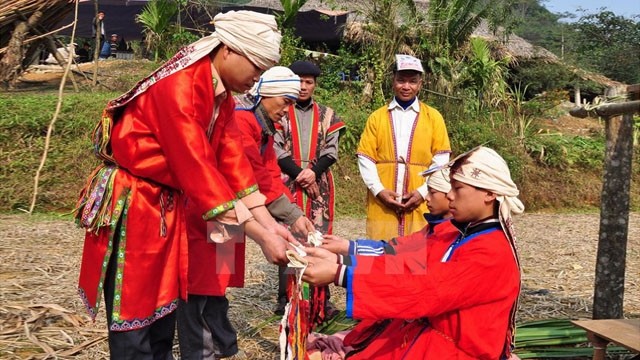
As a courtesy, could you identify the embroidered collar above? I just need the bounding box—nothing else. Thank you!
[423,214,451,235]
[211,65,227,99]
[451,217,501,237]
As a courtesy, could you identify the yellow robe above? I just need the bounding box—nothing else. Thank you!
[357,102,450,240]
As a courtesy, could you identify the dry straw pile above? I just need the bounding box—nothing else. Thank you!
[1,213,638,359]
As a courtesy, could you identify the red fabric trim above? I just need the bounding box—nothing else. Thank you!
[287,106,302,167]
[308,104,320,166]
[356,152,377,164]
[326,121,346,136]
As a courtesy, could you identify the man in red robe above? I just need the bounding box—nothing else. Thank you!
[75,11,292,359]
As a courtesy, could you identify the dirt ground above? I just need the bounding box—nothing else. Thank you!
[0,212,638,359]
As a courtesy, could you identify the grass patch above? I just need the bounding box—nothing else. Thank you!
[0,91,116,212]
[2,60,638,215]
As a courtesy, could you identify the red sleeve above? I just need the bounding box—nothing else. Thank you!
[125,58,237,219]
[347,230,520,320]
[212,100,259,197]
[234,110,294,204]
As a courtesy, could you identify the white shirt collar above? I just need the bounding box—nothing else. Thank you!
[388,97,420,112]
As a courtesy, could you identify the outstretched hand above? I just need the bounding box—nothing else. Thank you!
[290,216,315,238]
[305,246,339,262]
[301,253,339,286]
[320,234,350,255]
[271,222,300,246]
[257,231,290,266]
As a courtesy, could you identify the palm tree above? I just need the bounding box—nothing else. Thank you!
[423,0,514,98]
[136,0,179,62]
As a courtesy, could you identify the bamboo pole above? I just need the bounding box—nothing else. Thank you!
[28,0,80,214]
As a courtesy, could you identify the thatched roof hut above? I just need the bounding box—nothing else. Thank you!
[240,0,559,63]
[0,0,72,52]
[471,20,559,63]
[0,0,74,85]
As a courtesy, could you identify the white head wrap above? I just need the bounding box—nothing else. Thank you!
[427,168,451,194]
[177,10,281,71]
[250,66,301,100]
[104,11,281,113]
[450,147,524,241]
[210,10,281,69]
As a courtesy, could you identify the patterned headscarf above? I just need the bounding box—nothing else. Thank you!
[450,146,524,241]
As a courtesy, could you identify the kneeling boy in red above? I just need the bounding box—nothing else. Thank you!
[303,146,524,360]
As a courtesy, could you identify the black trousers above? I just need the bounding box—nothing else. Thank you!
[177,295,238,360]
[103,224,176,360]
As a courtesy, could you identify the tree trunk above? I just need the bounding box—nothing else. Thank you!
[92,0,100,87]
[362,67,374,104]
[592,86,634,319]
[0,10,43,87]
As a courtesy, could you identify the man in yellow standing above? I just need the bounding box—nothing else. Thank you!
[357,54,451,240]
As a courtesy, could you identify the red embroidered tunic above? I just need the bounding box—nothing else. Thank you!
[78,57,242,331]
[185,100,260,296]
[344,222,520,359]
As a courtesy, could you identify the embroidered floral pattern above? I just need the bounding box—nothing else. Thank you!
[110,192,131,324]
[237,184,258,198]
[110,300,179,331]
[202,199,236,221]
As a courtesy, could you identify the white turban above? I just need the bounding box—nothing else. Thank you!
[184,10,281,70]
[427,168,451,194]
[450,147,524,241]
[250,66,301,100]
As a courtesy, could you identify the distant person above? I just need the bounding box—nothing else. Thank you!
[99,34,121,59]
[109,34,118,58]
[75,42,91,63]
[92,10,106,41]
[93,10,106,56]
[357,54,451,240]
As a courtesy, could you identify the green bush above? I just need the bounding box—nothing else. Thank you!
[1,81,638,215]
[510,61,605,99]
